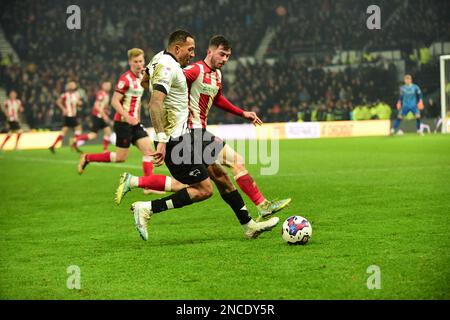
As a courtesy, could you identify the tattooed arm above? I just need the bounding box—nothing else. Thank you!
[148,89,167,166]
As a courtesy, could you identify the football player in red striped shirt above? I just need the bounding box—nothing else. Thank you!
[78,48,185,196]
[1,90,24,151]
[48,81,83,153]
[72,81,113,152]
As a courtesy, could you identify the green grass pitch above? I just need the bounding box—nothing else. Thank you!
[0,134,449,299]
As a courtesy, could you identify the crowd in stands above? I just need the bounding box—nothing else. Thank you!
[268,0,450,55]
[208,58,399,124]
[0,0,447,130]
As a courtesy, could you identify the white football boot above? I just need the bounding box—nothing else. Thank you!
[244,217,280,239]
[130,201,153,241]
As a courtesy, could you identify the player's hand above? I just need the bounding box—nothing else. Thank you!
[396,102,401,110]
[125,115,139,126]
[151,142,166,167]
[243,111,263,126]
[418,101,424,110]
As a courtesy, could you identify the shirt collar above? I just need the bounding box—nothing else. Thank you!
[164,50,179,64]
[202,60,215,72]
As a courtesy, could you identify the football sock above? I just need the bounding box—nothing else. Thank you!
[1,135,11,149]
[235,172,265,206]
[151,188,193,214]
[142,156,154,176]
[77,134,89,142]
[15,133,22,149]
[416,119,421,131]
[221,190,252,225]
[393,119,401,131]
[103,138,110,151]
[138,175,171,191]
[86,151,115,162]
[51,134,63,148]
[77,140,86,147]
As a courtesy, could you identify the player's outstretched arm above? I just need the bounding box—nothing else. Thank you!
[242,111,263,126]
[214,91,262,126]
[213,90,244,117]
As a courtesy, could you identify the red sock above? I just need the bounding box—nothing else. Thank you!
[103,138,110,151]
[142,158,154,176]
[236,173,265,206]
[15,133,22,149]
[1,135,11,149]
[76,134,89,142]
[138,175,167,191]
[86,151,111,162]
[51,134,63,148]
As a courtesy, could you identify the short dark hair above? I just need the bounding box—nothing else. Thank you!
[168,29,194,48]
[208,35,231,50]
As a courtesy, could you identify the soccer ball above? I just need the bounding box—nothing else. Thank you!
[281,216,312,245]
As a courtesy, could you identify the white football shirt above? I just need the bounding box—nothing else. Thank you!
[147,51,189,139]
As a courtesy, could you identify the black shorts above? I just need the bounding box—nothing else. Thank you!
[64,117,79,128]
[190,128,226,167]
[155,132,209,185]
[114,121,148,148]
[91,116,109,133]
[8,121,20,131]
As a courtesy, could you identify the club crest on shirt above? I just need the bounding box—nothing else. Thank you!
[117,81,125,89]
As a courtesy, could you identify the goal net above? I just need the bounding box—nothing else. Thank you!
[440,55,450,133]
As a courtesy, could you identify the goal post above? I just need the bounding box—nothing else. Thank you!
[440,55,450,133]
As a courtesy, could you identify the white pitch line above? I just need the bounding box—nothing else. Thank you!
[0,155,148,171]
[1,154,449,177]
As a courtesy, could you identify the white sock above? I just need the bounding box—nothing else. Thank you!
[77,140,85,147]
[165,176,172,192]
[130,176,139,188]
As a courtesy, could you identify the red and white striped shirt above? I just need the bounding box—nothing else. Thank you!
[113,70,144,122]
[4,99,22,122]
[184,60,244,129]
[60,91,81,117]
[92,89,110,118]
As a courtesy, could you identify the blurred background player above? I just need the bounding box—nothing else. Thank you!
[391,74,424,135]
[78,48,185,194]
[0,90,24,151]
[72,81,113,152]
[48,81,83,153]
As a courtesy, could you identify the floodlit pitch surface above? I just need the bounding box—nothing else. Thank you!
[0,135,449,299]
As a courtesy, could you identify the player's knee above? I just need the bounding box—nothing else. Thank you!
[231,157,246,173]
